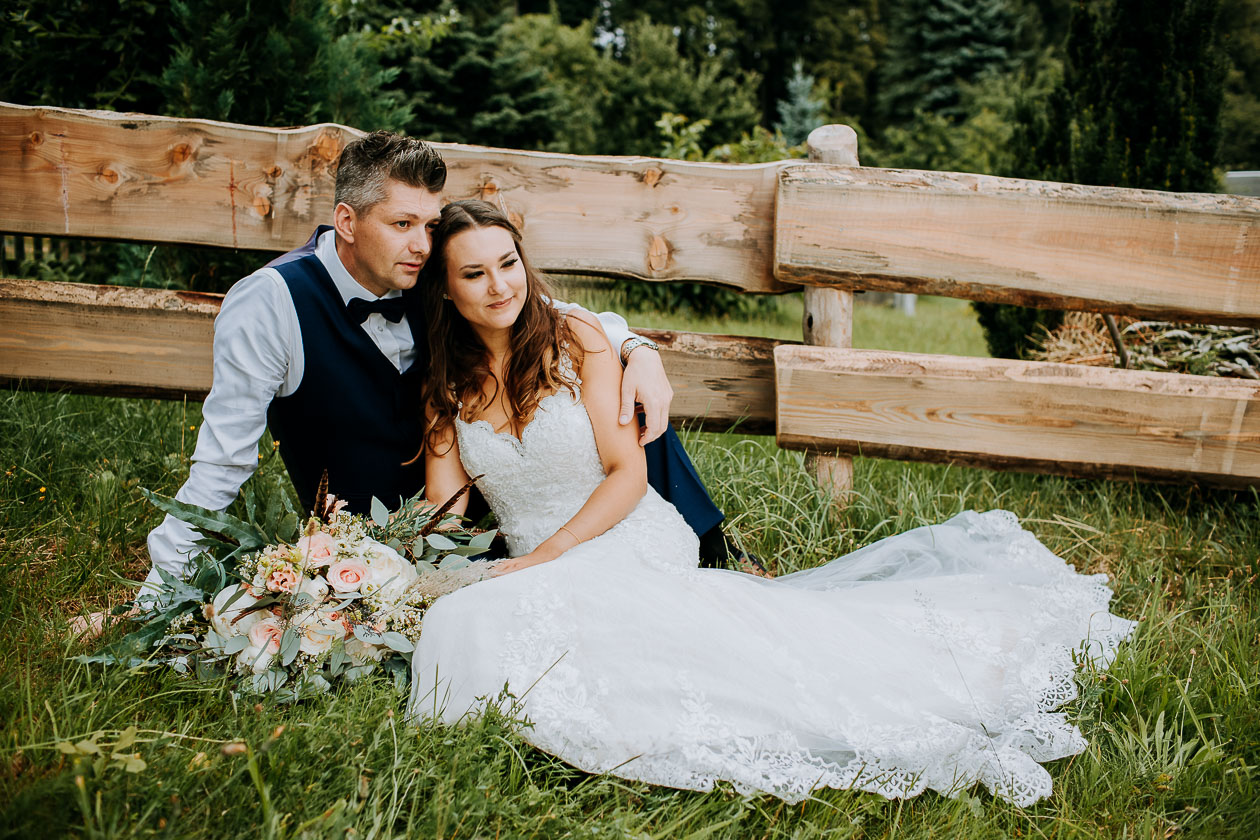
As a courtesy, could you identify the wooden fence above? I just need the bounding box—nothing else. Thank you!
[2,102,1259,492]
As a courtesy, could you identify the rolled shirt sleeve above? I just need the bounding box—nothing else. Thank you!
[141,271,298,599]
[551,300,636,360]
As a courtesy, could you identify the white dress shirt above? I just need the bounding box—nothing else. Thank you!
[143,229,634,595]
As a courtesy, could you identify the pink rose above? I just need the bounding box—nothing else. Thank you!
[247,616,285,654]
[265,567,300,593]
[327,558,370,593]
[296,532,338,567]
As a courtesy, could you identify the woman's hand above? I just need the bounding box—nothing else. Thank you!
[491,551,552,576]
[619,346,672,445]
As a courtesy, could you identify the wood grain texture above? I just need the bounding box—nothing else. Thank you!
[802,127,857,499]
[775,345,1260,487]
[0,279,217,399]
[0,279,785,430]
[775,165,1260,324]
[0,103,793,292]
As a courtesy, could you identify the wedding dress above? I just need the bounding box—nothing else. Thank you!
[406,378,1136,806]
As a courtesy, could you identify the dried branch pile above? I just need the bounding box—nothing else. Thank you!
[1032,313,1260,379]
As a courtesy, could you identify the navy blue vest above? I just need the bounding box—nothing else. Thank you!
[265,230,426,515]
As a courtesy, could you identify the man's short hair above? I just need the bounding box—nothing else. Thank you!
[334,131,447,214]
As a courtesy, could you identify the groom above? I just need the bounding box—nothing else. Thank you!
[142,130,733,597]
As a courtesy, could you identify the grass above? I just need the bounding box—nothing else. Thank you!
[2,296,1259,838]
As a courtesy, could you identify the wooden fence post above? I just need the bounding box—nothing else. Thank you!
[803,125,858,506]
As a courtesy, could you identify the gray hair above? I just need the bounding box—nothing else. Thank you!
[334,131,447,214]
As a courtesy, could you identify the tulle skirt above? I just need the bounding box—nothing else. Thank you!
[407,510,1135,806]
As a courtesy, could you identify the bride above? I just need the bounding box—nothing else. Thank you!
[405,199,1136,807]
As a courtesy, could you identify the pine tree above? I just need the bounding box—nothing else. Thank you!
[981,0,1228,359]
[1019,0,1225,191]
[878,0,1020,128]
[159,0,409,130]
[775,61,826,145]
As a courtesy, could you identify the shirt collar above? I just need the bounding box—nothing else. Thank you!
[316,229,402,304]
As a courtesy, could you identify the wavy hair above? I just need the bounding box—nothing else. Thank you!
[419,199,586,456]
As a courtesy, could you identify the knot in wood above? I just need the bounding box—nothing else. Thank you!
[312,132,342,163]
[642,168,663,188]
[648,235,670,272]
[98,167,119,185]
[480,180,499,200]
[26,131,43,148]
[266,165,284,179]
[169,143,193,165]
[253,193,273,217]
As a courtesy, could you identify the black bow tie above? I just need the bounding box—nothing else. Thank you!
[347,296,407,324]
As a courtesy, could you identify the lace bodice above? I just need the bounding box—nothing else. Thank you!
[455,387,698,571]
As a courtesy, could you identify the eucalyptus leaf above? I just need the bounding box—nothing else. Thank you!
[142,488,267,548]
[353,625,385,645]
[222,634,250,655]
[468,529,498,550]
[370,497,390,529]
[379,631,414,652]
[425,533,458,551]
[275,511,299,543]
[279,627,301,666]
[221,586,248,611]
[329,639,350,676]
[242,482,258,525]
[439,554,470,571]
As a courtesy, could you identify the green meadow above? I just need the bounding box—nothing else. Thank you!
[2,295,1257,838]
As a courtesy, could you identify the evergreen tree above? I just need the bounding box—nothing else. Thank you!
[878,0,1020,128]
[775,61,826,145]
[574,0,883,141]
[1020,0,1225,191]
[160,0,409,130]
[0,0,174,111]
[981,0,1229,359]
[359,1,566,149]
[1218,0,1260,170]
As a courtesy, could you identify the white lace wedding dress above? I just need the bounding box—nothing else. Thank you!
[406,385,1136,806]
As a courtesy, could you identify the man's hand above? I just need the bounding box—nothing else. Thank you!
[619,346,673,445]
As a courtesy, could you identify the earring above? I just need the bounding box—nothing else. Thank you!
[442,293,452,300]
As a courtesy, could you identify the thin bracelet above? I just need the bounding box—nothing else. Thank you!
[558,525,581,544]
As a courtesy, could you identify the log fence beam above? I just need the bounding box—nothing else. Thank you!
[775,345,1260,488]
[775,165,1260,325]
[0,102,795,294]
[0,278,785,433]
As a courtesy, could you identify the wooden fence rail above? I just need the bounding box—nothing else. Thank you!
[3,103,1260,491]
[0,278,783,434]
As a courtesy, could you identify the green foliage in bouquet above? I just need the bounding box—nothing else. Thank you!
[77,475,496,702]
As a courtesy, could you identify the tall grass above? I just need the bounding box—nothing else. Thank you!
[2,299,1258,838]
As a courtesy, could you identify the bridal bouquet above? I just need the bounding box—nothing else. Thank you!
[81,476,496,701]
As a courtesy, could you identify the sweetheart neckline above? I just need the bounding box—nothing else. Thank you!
[456,390,578,450]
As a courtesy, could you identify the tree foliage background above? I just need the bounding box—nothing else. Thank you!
[0,0,1254,322]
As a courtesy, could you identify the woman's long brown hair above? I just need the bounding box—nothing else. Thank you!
[419,199,586,457]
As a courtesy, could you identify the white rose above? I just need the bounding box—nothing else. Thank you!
[296,609,346,656]
[344,636,386,665]
[296,575,330,603]
[209,584,260,639]
[236,644,276,674]
[359,540,419,601]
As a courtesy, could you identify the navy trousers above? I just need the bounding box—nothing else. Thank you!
[644,423,725,539]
